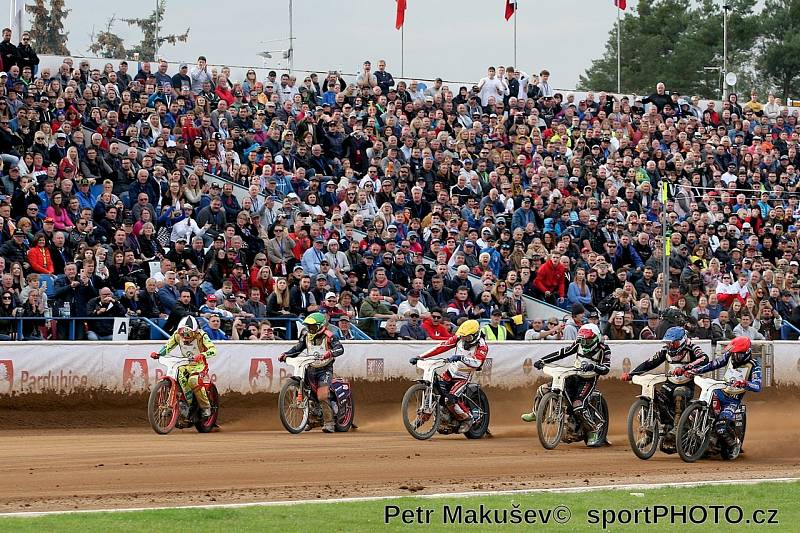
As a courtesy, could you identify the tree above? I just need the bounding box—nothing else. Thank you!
[758,0,800,99]
[25,0,70,55]
[579,0,759,98]
[87,16,126,60]
[87,1,189,61]
[121,0,189,61]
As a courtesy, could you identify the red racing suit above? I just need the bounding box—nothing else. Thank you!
[418,334,488,420]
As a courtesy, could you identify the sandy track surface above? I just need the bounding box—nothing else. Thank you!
[2,381,798,512]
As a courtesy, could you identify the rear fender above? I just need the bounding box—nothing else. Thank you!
[330,378,352,404]
[635,395,653,402]
[688,399,708,407]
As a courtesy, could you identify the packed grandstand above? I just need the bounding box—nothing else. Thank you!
[0,32,795,343]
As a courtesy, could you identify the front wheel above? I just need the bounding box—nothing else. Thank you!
[278,379,309,434]
[676,403,712,463]
[195,384,219,433]
[627,398,659,460]
[148,379,178,435]
[464,389,490,439]
[401,383,440,440]
[536,391,566,450]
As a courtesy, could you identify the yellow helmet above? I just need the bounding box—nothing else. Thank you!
[456,319,481,348]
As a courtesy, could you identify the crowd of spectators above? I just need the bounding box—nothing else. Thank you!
[0,28,797,343]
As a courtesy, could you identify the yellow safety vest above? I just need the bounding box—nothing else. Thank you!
[482,324,507,341]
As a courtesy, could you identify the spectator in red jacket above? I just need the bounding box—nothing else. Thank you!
[27,232,54,274]
[421,308,451,340]
[533,252,566,305]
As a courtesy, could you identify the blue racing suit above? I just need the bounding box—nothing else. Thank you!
[690,352,761,446]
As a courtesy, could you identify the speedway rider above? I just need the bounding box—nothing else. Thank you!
[521,324,610,447]
[150,316,217,419]
[409,319,488,433]
[278,313,344,433]
[621,327,709,437]
[675,336,761,450]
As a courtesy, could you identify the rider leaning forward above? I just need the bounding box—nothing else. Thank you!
[279,313,344,433]
[522,324,610,447]
[622,326,709,438]
[150,316,217,419]
[409,319,488,433]
[675,335,761,449]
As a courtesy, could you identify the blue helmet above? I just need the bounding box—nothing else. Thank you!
[663,326,687,356]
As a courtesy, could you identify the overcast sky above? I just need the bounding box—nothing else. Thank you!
[10,0,621,88]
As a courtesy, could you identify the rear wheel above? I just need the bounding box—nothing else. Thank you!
[279,379,309,434]
[464,389,490,439]
[401,383,440,440]
[148,380,178,435]
[536,392,565,450]
[335,397,355,432]
[195,384,219,433]
[627,398,659,460]
[676,403,711,463]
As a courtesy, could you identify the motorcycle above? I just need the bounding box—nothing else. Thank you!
[535,364,608,450]
[626,365,694,459]
[147,355,219,434]
[675,375,747,463]
[278,354,355,434]
[401,357,490,440]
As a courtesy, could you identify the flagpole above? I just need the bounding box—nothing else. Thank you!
[616,4,621,94]
[513,2,517,67]
[401,25,404,78]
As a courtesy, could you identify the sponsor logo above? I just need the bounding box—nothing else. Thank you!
[366,358,384,379]
[19,370,89,393]
[249,358,274,392]
[0,360,12,394]
[122,359,150,392]
[522,357,533,375]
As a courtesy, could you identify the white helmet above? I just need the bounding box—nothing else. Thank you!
[177,315,200,341]
[577,323,602,354]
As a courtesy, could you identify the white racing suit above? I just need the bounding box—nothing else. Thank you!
[418,333,488,424]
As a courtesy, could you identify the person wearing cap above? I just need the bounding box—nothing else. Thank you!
[397,289,429,318]
[481,309,509,341]
[301,236,326,276]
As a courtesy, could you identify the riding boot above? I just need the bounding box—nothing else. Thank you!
[321,401,335,433]
[575,407,602,447]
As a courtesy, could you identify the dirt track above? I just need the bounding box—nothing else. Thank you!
[1,381,799,513]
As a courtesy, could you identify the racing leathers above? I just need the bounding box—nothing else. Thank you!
[686,351,761,448]
[154,331,217,412]
[628,342,708,430]
[534,341,611,436]
[417,333,488,426]
[282,329,344,429]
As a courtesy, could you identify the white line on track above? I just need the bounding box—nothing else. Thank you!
[2,477,798,518]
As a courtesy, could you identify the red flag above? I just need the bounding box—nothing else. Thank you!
[615,0,627,9]
[505,0,517,20]
[396,0,407,30]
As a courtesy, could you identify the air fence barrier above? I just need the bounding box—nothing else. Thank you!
[0,339,797,397]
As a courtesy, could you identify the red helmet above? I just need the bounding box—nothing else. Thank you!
[727,336,752,365]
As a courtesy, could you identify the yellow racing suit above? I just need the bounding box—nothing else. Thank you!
[155,331,217,409]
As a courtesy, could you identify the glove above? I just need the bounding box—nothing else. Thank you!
[409,357,419,365]
[278,353,287,363]
[533,360,545,370]
[621,372,631,382]
[149,351,159,360]
[672,367,686,376]
[732,379,747,389]
[580,361,595,372]
[192,354,206,364]
[321,350,333,360]
[447,354,462,363]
